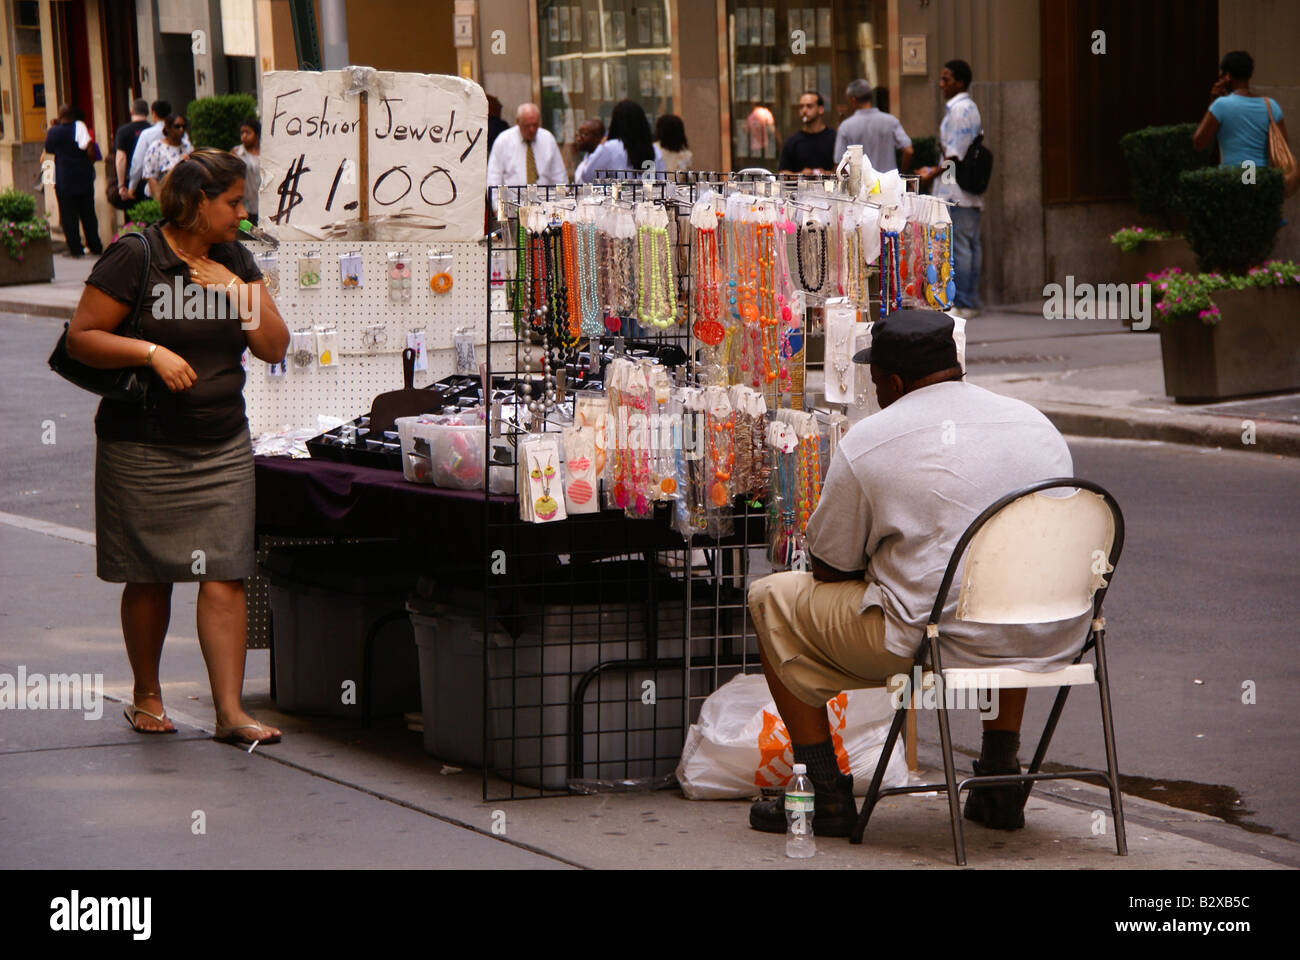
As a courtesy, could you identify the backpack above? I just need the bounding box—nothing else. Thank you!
[955,133,994,195]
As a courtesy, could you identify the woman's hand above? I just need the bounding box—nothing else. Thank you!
[150,345,197,392]
[176,250,239,291]
[1210,75,1230,100]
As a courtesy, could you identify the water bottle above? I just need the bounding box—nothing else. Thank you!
[785,762,816,858]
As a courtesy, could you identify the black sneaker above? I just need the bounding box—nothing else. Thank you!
[963,758,1028,830]
[749,772,858,836]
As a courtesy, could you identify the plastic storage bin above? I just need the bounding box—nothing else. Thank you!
[262,543,423,718]
[408,588,720,790]
[395,414,486,489]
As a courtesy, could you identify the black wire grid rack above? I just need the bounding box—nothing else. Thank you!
[474,174,835,800]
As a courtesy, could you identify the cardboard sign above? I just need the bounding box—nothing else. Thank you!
[261,70,488,241]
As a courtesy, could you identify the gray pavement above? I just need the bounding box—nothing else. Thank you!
[1,515,1297,870]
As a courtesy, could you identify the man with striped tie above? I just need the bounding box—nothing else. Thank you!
[487,102,567,189]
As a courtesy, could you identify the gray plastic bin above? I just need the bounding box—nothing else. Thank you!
[263,544,422,718]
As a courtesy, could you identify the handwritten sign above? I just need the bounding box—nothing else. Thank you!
[260,70,487,241]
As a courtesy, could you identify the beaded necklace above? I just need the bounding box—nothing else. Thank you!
[923,223,956,310]
[796,216,827,293]
[561,220,582,340]
[756,221,779,384]
[879,229,902,318]
[797,431,821,533]
[512,219,529,333]
[636,218,676,328]
[707,392,735,508]
[577,220,603,336]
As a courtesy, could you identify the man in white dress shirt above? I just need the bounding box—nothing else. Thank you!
[487,102,567,188]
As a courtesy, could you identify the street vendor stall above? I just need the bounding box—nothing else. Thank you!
[247,69,963,800]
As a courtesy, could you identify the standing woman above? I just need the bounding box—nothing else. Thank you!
[231,116,260,225]
[143,114,193,201]
[65,149,290,745]
[654,114,693,173]
[1194,50,1290,171]
[575,100,665,183]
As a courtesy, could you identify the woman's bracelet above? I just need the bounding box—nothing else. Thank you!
[146,343,158,367]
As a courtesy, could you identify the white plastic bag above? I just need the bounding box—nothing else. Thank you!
[676,674,909,799]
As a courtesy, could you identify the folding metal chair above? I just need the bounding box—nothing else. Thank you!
[849,478,1127,865]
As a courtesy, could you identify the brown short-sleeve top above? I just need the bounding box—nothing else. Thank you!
[87,224,263,444]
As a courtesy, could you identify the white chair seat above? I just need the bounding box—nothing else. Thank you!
[937,664,1095,689]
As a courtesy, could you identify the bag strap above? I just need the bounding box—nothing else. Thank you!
[118,231,152,340]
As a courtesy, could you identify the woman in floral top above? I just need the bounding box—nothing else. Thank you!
[143,114,192,199]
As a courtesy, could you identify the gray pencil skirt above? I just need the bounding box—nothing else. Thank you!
[95,428,255,583]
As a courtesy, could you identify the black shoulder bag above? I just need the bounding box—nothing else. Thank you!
[48,231,153,403]
[955,133,994,195]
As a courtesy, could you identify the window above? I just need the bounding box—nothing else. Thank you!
[727,1,886,172]
[537,1,673,147]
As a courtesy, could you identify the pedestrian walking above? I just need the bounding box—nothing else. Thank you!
[231,116,261,225]
[655,114,693,173]
[109,98,151,210]
[577,100,665,183]
[779,91,837,175]
[916,60,985,314]
[486,102,567,187]
[1193,50,1292,178]
[142,114,192,200]
[43,104,102,257]
[833,79,912,173]
[63,149,290,745]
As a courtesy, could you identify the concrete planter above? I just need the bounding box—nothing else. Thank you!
[0,235,54,285]
[1158,287,1300,402]
[1120,236,1199,332]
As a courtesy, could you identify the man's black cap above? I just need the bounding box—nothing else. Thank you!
[852,309,960,380]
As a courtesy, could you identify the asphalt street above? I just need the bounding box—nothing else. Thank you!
[3,309,1298,840]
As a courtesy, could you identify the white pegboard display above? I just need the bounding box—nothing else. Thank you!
[242,239,487,435]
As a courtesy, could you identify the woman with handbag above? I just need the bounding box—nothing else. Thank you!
[64,148,290,745]
[1194,50,1296,194]
[43,104,102,257]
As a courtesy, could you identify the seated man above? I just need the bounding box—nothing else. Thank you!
[747,311,1089,837]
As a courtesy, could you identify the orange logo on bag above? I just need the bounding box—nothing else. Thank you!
[755,695,852,787]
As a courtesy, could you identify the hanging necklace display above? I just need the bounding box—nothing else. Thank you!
[576,210,604,337]
[767,419,799,568]
[600,206,636,333]
[796,210,827,294]
[878,228,902,318]
[756,212,780,386]
[923,197,957,311]
[772,205,798,396]
[796,418,822,536]
[624,361,655,518]
[636,203,676,328]
[650,364,679,499]
[671,387,710,537]
[691,198,726,382]
[823,298,857,405]
[544,219,578,411]
[511,218,529,334]
[729,384,769,499]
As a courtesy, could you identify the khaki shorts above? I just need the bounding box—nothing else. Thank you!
[748,571,915,707]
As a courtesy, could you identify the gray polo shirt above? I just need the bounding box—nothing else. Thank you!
[804,381,1090,670]
[833,107,911,172]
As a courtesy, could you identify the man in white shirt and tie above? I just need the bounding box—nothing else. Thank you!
[487,102,568,189]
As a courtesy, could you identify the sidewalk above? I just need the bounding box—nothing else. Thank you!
[9,255,1300,456]
[1,519,1297,870]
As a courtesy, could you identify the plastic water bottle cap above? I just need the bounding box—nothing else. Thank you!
[792,763,807,775]
[239,219,253,233]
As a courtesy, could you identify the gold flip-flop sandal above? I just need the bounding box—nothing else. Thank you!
[123,702,178,734]
[213,721,281,746]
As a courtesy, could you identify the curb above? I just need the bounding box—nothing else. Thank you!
[1036,400,1300,458]
[0,299,76,321]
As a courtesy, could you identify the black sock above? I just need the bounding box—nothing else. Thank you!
[979,730,1021,770]
[792,738,841,782]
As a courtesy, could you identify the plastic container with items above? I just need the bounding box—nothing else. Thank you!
[396,411,486,489]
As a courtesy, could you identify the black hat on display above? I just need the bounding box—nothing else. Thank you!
[852,310,961,380]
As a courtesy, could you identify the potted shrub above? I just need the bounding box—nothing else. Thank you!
[186,93,258,150]
[114,198,163,242]
[1152,260,1300,402]
[0,187,54,285]
[1110,124,1212,296]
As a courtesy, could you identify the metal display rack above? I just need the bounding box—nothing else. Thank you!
[479,177,797,800]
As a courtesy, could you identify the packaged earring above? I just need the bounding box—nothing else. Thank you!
[267,357,287,377]
[290,329,315,369]
[340,251,363,289]
[453,328,476,376]
[362,323,388,352]
[256,253,279,297]
[387,251,412,303]
[298,252,321,289]
[405,329,428,373]
[428,249,454,295]
[314,325,339,367]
